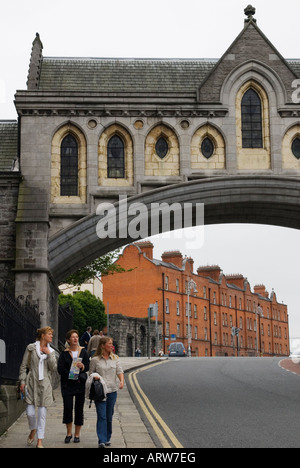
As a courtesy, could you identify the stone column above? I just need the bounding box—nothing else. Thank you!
[14,184,52,328]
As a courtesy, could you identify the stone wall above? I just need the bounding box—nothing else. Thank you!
[107,314,162,357]
[0,174,21,286]
[0,386,24,436]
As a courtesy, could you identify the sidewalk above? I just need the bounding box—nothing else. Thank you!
[0,357,160,449]
[280,358,300,377]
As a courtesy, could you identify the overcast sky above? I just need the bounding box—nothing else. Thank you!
[1,0,300,344]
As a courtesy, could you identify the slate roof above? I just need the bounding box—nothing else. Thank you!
[150,257,182,271]
[287,59,300,77]
[0,121,18,171]
[38,58,218,93]
[35,56,300,93]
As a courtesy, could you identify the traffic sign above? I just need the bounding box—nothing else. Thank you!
[231,327,240,336]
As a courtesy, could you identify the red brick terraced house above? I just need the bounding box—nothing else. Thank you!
[102,242,290,357]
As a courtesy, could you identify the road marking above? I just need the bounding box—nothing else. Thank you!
[279,359,300,377]
[128,361,183,449]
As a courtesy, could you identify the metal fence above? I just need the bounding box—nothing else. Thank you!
[0,281,40,384]
[58,303,73,350]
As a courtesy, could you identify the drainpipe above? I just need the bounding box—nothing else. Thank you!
[162,273,166,354]
[208,287,212,357]
[235,295,239,357]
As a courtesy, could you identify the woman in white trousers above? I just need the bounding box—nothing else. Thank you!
[19,326,57,448]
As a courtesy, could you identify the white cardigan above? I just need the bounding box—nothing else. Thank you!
[85,372,108,401]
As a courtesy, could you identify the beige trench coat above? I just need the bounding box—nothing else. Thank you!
[19,342,57,407]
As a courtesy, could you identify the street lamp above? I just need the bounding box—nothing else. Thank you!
[255,304,264,357]
[186,278,198,357]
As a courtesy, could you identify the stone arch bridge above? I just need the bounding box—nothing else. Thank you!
[49,176,300,285]
[1,7,300,335]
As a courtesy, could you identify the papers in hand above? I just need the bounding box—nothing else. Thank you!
[68,357,82,380]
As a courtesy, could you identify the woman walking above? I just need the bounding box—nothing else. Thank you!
[19,326,57,448]
[57,329,89,443]
[89,336,124,448]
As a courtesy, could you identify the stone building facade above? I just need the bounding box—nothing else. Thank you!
[103,242,290,357]
[0,5,297,432]
[107,314,161,358]
[0,123,20,286]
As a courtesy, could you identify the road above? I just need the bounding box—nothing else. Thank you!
[128,357,300,448]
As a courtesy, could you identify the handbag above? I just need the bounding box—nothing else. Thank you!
[88,379,105,407]
[16,349,32,400]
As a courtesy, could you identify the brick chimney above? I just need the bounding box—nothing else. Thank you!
[161,251,183,268]
[226,274,245,290]
[254,284,269,298]
[197,265,221,282]
[186,257,194,273]
[135,241,154,260]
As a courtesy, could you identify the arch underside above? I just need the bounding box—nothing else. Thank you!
[49,176,300,283]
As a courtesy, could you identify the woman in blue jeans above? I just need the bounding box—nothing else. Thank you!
[89,336,124,448]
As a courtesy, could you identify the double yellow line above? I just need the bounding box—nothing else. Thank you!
[128,361,183,449]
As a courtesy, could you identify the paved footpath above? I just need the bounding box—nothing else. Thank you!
[0,357,160,449]
[280,358,300,377]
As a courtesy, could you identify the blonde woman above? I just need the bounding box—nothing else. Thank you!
[89,336,124,448]
[19,326,57,448]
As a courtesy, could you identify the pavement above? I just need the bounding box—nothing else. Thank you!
[279,358,300,376]
[0,357,161,449]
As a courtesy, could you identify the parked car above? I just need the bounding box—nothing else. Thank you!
[168,342,186,357]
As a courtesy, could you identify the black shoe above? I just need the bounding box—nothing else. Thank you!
[105,442,111,446]
[64,435,72,444]
[74,437,80,443]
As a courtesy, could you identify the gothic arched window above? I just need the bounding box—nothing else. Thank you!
[241,88,263,148]
[107,135,125,178]
[60,134,78,196]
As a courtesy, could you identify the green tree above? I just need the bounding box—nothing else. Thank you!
[62,250,126,287]
[58,290,106,337]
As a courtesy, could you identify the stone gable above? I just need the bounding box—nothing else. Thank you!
[199,21,298,103]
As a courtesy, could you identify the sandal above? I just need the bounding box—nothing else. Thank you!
[27,430,36,445]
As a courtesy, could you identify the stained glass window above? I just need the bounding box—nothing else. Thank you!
[241,88,263,148]
[292,137,300,159]
[155,137,169,159]
[108,135,125,178]
[60,134,78,196]
[201,137,214,159]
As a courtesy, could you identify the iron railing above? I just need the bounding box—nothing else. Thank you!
[0,281,41,384]
[58,303,73,350]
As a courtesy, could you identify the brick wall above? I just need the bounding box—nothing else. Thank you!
[103,243,290,357]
